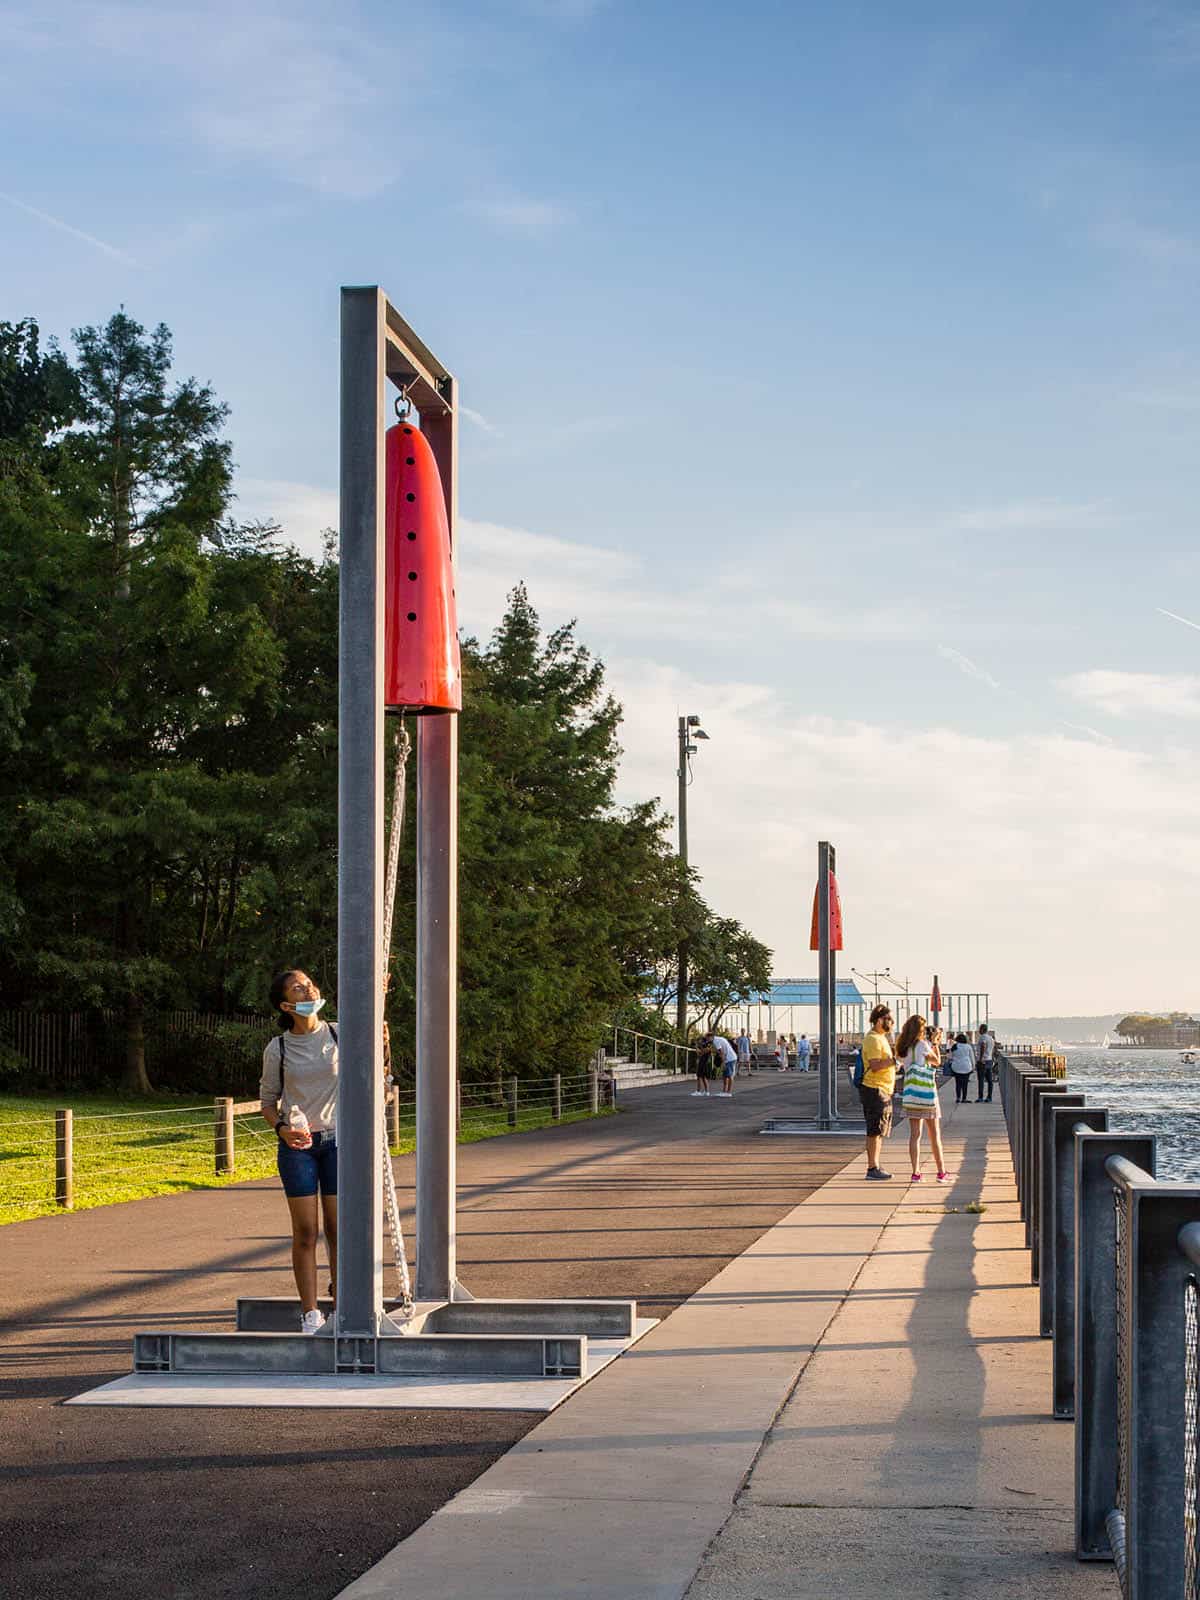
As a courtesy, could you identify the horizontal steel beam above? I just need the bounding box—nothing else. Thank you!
[134,1330,585,1378]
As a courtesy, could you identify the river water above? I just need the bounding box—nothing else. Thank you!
[1055,1046,1200,1181]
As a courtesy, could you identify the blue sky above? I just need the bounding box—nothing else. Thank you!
[4,1,1200,1012]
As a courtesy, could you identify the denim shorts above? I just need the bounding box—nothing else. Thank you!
[277,1130,338,1198]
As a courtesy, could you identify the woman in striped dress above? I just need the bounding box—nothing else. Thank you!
[897,1015,950,1184]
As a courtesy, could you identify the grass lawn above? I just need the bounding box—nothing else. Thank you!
[0,1089,615,1226]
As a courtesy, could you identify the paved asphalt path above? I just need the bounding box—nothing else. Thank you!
[0,1072,856,1600]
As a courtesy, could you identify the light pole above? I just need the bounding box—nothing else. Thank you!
[852,966,891,1010]
[676,713,709,1039]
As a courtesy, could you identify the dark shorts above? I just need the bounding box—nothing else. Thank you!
[722,1062,734,1078]
[858,1085,893,1138]
[277,1130,338,1198]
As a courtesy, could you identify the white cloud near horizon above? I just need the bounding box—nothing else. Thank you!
[226,477,1200,1011]
[1059,669,1200,720]
[466,195,573,231]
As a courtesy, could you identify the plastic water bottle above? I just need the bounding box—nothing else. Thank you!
[288,1105,312,1146]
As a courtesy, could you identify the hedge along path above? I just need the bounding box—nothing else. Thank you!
[0,1082,616,1225]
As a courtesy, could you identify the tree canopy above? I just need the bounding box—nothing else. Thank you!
[0,312,772,1088]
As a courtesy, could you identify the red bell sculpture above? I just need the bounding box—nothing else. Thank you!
[808,872,844,952]
[384,421,462,713]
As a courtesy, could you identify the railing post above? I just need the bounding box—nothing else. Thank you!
[507,1076,518,1129]
[553,1073,562,1121]
[456,1080,462,1134]
[214,1096,234,1176]
[1039,1093,1085,1331]
[1114,1178,1200,1598]
[589,1070,599,1115]
[1049,1106,1107,1415]
[55,1108,73,1208]
[1029,1083,1070,1282]
[1022,1076,1056,1246]
[1074,1132,1156,1562]
[653,1037,658,1070]
[387,1086,400,1150]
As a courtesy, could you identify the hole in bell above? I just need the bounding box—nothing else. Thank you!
[407,531,416,541]
[408,571,417,581]
[407,612,417,622]
[406,492,415,502]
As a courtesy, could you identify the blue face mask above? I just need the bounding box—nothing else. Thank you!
[293,997,325,1017]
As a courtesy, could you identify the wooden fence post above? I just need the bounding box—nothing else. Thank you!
[589,1070,599,1115]
[214,1097,234,1176]
[55,1108,72,1209]
[456,1080,462,1133]
[507,1076,518,1128]
[553,1073,562,1121]
[387,1087,400,1150]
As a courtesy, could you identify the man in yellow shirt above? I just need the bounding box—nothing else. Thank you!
[860,1003,896,1180]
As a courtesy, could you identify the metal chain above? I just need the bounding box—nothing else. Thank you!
[382,722,413,1319]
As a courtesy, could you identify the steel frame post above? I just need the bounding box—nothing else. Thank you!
[1074,1132,1156,1560]
[817,841,835,1130]
[1050,1107,1107,1415]
[1038,1092,1084,1332]
[337,287,390,1336]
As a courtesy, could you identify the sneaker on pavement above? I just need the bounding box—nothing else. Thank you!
[910,1172,923,1182]
[936,1171,953,1183]
[300,1309,325,1335]
[865,1167,893,1181]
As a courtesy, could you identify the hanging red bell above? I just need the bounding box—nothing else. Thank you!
[384,421,462,713]
[808,873,844,952]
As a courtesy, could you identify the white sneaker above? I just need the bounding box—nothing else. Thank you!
[300,1309,325,1335]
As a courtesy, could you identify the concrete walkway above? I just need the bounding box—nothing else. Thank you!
[341,1101,1117,1600]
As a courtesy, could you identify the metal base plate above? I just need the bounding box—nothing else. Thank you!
[760,1118,864,1136]
[67,1321,658,1411]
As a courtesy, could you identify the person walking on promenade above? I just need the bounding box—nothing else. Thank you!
[859,1003,896,1180]
[948,1032,975,1103]
[775,1034,790,1071]
[975,1024,996,1101]
[713,1032,737,1095]
[735,1029,753,1077]
[897,1015,951,1183]
[796,1033,812,1071]
[259,969,339,1334]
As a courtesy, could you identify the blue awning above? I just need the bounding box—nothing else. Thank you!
[747,979,865,1007]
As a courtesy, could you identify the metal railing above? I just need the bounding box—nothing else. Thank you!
[608,1023,699,1075]
[997,1052,1200,1599]
[0,1070,616,1224]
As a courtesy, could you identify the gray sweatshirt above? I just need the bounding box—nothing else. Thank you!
[259,1022,339,1133]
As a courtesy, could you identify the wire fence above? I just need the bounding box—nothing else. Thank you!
[0,1070,615,1225]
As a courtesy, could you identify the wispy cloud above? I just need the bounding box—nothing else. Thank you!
[0,189,141,266]
[466,195,573,231]
[460,405,504,438]
[937,644,1000,690]
[1059,669,1200,719]
[1158,606,1200,633]
[1093,217,1200,267]
[951,498,1115,534]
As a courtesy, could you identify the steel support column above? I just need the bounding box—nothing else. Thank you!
[337,286,389,1336]
[817,840,835,1129]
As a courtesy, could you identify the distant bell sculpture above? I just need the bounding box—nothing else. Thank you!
[384,421,462,713]
[809,872,844,952]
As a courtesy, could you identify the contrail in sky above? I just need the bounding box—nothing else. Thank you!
[1158,606,1200,633]
[0,191,142,267]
